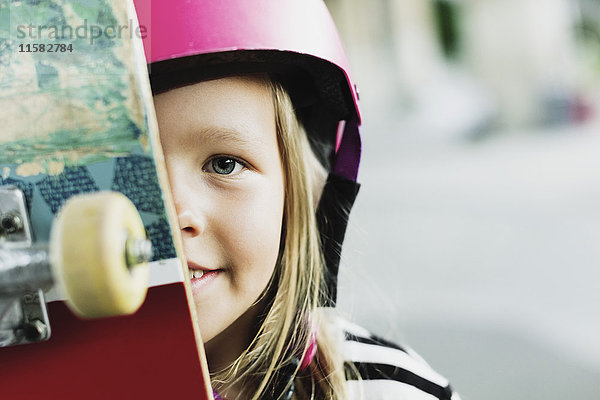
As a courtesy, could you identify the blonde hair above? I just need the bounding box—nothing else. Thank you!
[210,77,350,399]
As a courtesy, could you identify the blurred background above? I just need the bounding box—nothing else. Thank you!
[329,0,600,399]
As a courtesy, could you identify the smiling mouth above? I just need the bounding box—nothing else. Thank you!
[187,264,221,291]
[188,269,205,280]
[188,262,221,281]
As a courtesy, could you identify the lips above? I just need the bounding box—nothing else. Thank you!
[187,262,221,294]
[188,262,217,281]
[188,269,205,280]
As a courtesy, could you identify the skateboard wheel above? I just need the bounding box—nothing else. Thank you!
[50,192,150,318]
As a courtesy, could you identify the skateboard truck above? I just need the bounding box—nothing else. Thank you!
[0,186,51,346]
[0,186,152,347]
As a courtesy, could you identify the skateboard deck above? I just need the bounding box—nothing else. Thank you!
[0,1,213,398]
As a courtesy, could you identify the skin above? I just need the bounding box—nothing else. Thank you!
[153,76,285,376]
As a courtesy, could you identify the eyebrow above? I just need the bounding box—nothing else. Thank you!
[194,126,264,148]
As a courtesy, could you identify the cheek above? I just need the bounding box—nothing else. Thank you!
[225,179,284,287]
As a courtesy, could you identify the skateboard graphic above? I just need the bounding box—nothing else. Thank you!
[0,1,213,399]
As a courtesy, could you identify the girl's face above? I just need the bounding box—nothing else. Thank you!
[154,76,285,357]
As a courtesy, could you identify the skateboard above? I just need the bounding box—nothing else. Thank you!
[0,1,213,399]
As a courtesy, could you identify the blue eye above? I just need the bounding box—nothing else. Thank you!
[204,157,244,175]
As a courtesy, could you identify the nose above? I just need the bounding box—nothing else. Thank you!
[167,166,206,238]
[177,208,205,237]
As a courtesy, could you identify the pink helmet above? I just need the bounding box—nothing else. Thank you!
[134,0,362,304]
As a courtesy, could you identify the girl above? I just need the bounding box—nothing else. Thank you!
[135,0,459,399]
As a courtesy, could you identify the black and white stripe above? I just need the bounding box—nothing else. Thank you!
[338,319,460,400]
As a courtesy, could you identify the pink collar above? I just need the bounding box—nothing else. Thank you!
[299,329,317,370]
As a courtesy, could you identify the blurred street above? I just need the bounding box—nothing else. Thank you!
[337,113,600,399]
[327,0,600,398]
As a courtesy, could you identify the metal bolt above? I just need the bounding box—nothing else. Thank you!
[125,238,153,267]
[23,319,47,341]
[1,212,23,234]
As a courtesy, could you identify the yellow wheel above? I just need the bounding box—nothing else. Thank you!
[50,192,150,318]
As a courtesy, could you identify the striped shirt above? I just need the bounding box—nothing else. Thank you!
[339,319,460,400]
